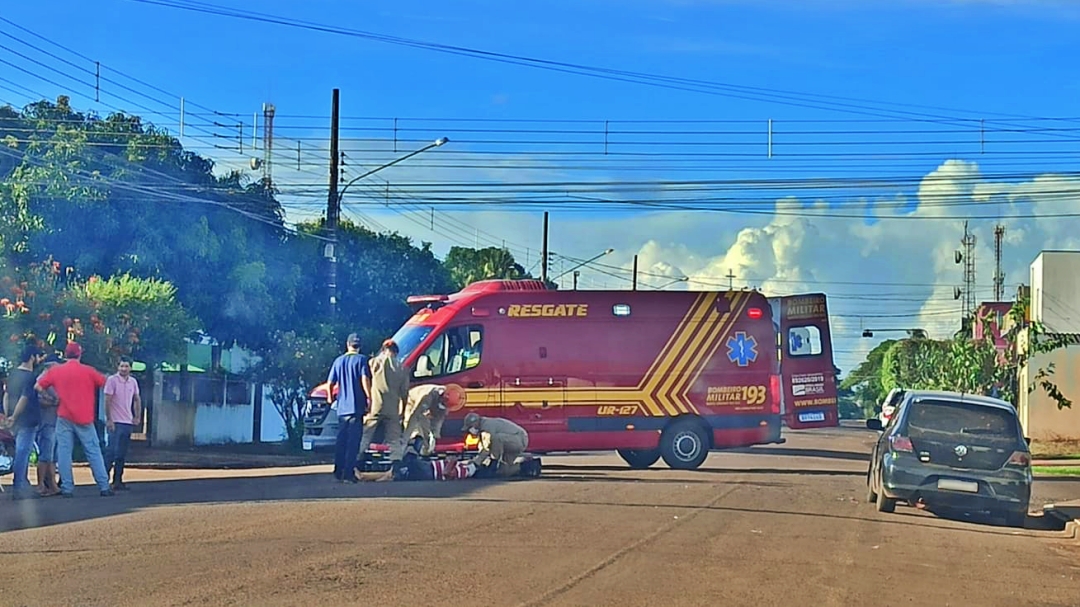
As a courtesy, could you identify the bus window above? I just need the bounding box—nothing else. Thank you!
[788,325,823,357]
[414,325,484,379]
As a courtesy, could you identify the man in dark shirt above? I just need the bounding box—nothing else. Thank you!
[327,333,372,483]
[2,344,42,500]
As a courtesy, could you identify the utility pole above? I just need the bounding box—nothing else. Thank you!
[725,269,735,290]
[632,255,638,291]
[573,270,579,291]
[326,89,340,317]
[993,224,1006,301]
[541,212,549,283]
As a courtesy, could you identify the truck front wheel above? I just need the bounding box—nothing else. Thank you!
[617,449,661,469]
[660,419,711,470]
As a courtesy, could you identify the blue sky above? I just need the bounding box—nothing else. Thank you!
[2,0,1080,371]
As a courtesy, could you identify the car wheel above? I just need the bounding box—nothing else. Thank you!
[865,464,878,504]
[660,419,710,470]
[874,470,896,513]
[1004,510,1026,528]
[617,449,661,469]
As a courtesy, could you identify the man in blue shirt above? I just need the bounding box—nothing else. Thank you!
[327,333,372,483]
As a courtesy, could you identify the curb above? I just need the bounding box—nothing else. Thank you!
[1042,504,1080,543]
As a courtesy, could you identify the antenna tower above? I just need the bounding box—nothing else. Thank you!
[261,103,276,185]
[954,221,977,318]
[993,224,1005,301]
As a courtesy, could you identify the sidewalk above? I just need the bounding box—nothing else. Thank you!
[1044,500,1080,542]
[119,442,332,470]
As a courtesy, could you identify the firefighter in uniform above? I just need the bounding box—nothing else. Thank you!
[462,411,529,476]
[358,340,410,462]
[403,384,449,456]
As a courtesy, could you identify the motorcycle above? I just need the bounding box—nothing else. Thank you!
[0,423,39,493]
[0,425,15,492]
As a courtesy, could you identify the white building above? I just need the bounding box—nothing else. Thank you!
[1030,251,1080,334]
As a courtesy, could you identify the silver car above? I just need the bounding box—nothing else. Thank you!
[865,390,1032,527]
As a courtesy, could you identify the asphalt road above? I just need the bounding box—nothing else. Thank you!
[2,424,1077,607]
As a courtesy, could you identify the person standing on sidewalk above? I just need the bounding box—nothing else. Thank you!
[2,344,43,500]
[104,356,141,491]
[327,333,371,483]
[35,342,112,498]
[34,352,63,496]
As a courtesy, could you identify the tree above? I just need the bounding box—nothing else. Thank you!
[841,339,898,418]
[0,98,302,352]
[443,246,528,289]
[874,298,1071,410]
[294,218,453,350]
[0,257,196,370]
[250,325,340,447]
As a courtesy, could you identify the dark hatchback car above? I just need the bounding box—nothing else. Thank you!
[865,390,1032,527]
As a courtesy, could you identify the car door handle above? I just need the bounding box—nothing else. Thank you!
[466,381,484,389]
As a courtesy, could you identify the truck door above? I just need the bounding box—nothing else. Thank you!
[777,294,839,429]
[502,374,567,434]
[413,323,498,432]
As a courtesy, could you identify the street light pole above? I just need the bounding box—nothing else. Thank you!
[326,89,340,317]
[324,127,449,317]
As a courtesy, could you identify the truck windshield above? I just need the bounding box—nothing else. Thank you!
[391,324,435,361]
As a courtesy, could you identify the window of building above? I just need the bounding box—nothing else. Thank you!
[788,325,823,357]
[413,324,484,379]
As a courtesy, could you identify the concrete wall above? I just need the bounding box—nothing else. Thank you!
[149,381,289,447]
[1030,251,1080,334]
[1018,342,1080,442]
[151,400,199,447]
[193,403,254,446]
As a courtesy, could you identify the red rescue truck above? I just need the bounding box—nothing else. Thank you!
[305,280,838,470]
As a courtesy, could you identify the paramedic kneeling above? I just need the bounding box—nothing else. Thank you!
[462,412,529,477]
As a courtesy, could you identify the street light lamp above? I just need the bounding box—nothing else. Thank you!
[553,248,615,281]
[338,137,449,200]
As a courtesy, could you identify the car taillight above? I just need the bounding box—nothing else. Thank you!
[889,435,914,453]
[1006,451,1031,467]
[769,374,781,414]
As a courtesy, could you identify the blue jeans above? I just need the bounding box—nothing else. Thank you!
[36,422,56,463]
[105,423,134,484]
[334,414,362,480]
[56,417,111,494]
[12,425,37,495]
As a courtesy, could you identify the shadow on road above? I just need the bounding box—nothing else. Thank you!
[727,447,871,462]
[0,472,507,534]
[544,464,865,477]
[540,474,793,488]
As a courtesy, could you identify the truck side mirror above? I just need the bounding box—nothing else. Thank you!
[866,418,883,431]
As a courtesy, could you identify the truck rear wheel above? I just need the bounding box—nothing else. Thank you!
[660,419,710,470]
[617,449,661,469]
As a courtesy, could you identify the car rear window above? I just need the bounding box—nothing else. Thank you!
[905,399,1020,441]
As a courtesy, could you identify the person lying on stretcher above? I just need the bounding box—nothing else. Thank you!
[358,436,540,481]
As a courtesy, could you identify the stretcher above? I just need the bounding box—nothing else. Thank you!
[353,438,542,480]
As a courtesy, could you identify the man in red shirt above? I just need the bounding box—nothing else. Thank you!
[36,342,112,497]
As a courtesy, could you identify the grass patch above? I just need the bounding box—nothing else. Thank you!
[1032,466,1080,477]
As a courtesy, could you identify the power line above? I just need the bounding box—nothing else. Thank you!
[126,0,1077,127]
